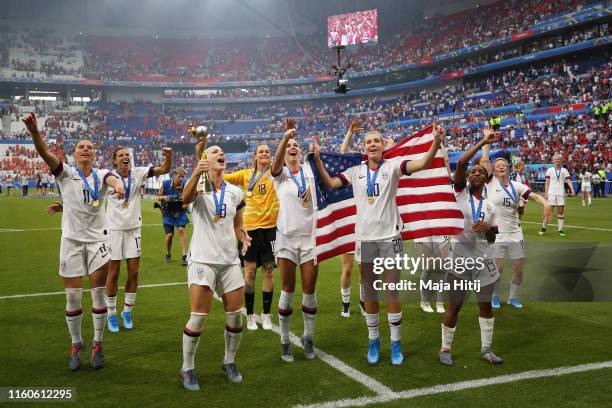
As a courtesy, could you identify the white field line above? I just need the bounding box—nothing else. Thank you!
[0,224,163,233]
[1,280,391,397]
[521,221,612,232]
[294,360,612,408]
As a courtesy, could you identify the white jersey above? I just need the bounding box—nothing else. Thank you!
[580,172,592,186]
[592,173,601,184]
[340,158,408,241]
[188,183,244,265]
[53,163,111,242]
[451,185,498,258]
[106,166,152,231]
[41,173,50,184]
[272,166,315,237]
[485,177,531,233]
[545,166,570,196]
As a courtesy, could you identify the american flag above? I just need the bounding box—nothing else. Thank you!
[307,125,464,263]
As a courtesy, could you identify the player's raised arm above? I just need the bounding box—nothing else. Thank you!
[340,118,362,153]
[271,118,296,177]
[104,174,125,199]
[183,159,208,205]
[454,128,497,187]
[311,137,345,189]
[480,124,496,177]
[22,113,60,172]
[152,147,173,176]
[405,123,445,174]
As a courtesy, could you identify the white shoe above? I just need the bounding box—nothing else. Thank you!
[436,302,445,313]
[261,313,273,330]
[340,310,350,318]
[420,302,434,313]
[246,314,258,331]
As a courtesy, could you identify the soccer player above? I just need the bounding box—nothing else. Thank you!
[105,146,172,332]
[224,143,279,331]
[270,118,319,363]
[480,133,551,309]
[158,168,189,265]
[314,125,444,365]
[439,131,505,366]
[579,166,592,207]
[20,172,29,197]
[22,112,125,371]
[338,118,364,318]
[540,154,575,236]
[179,145,251,391]
[510,158,529,218]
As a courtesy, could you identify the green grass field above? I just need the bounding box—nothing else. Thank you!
[1,194,611,407]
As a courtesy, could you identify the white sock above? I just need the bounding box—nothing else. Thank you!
[582,199,585,206]
[302,292,317,339]
[558,216,564,231]
[365,313,379,340]
[479,317,495,351]
[91,287,107,343]
[420,268,432,302]
[509,283,520,300]
[124,292,136,312]
[224,310,243,364]
[278,290,294,344]
[588,196,591,205]
[65,288,83,344]
[340,287,350,304]
[182,313,207,371]
[542,217,548,229]
[388,311,402,342]
[441,323,456,351]
[105,295,117,315]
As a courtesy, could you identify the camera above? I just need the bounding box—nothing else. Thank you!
[331,46,350,94]
[154,195,184,215]
[335,78,350,94]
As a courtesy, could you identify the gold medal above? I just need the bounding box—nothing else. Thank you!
[367,196,374,204]
[246,191,253,197]
[123,201,129,209]
[213,214,221,223]
[92,200,100,208]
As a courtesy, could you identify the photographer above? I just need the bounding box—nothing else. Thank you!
[158,167,189,265]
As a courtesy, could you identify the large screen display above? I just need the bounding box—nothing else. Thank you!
[327,9,378,47]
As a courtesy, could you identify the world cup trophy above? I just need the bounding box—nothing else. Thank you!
[189,124,215,194]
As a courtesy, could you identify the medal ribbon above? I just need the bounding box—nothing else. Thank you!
[76,167,99,202]
[469,192,484,224]
[120,170,132,205]
[212,181,226,218]
[248,166,269,194]
[289,167,306,197]
[498,178,517,205]
[366,160,384,198]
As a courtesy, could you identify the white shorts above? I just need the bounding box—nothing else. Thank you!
[59,237,111,278]
[109,228,142,261]
[414,235,449,256]
[187,261,244,297]
[581,184,591,193]
[492,231,525,260]
[355,237,403,264]
[448,247,500,288]
[274,232,315,265]
[548,194,565,206]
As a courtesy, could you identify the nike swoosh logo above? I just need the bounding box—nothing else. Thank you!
[358,176,365,179]
[102,253,109,258]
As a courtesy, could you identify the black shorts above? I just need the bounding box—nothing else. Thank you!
[243,227,276,267]
[163,223,186,234]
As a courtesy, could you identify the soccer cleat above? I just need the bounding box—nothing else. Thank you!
[301,336,316,360]
[221,362,243,383]
[121,310,133,329]
[246,314,258,331]
[68,342,82,371]
[359,301,366,317]
[559,230,566,237]
[481,348,503,365]
[180,369,200,391]
[420,302,434,313]
[390,341,404,366]
[341,302,350,318]
[507,298,524,309]
[438,349,454,366]
[538,228,546,236]
[436,302,446,314]
[91,342,104,369]
[261,313,273,330]
[491,295,501,309]
[164,254,172,264]
[181,255,188,266]
[107,314,120,333]
[281,343,294,362]
[367,337,381,365]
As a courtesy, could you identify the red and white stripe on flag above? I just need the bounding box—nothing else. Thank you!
[314,125,464,262]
